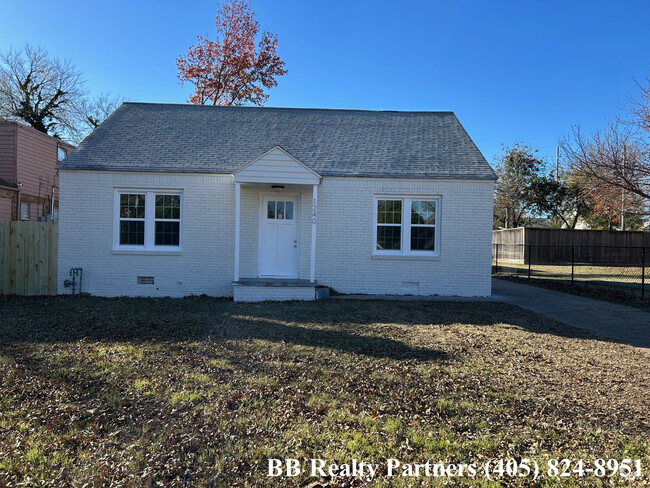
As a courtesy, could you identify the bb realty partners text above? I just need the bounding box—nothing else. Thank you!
[269,458,476,481]
[268,458,644,482]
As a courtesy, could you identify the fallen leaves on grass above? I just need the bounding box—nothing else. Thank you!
[0,296,648,487]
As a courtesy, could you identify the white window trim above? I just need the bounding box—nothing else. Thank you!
[373,195,441,257]
[113,189,183,252]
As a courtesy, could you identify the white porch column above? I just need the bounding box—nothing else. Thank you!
[234,182,241,282]
[310,184,318,283]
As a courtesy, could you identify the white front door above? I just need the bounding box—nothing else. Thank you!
[260,196,299,277]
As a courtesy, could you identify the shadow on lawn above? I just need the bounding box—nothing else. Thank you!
[0,296,454,361]
[0,294,606,354]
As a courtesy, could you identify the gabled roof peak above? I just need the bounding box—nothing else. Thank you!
[235,146,321,177]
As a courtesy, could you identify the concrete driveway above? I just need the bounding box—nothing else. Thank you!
[492,278,650,349]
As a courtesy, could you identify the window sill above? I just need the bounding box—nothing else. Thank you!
[372,254,440,261]
[112,249,183,256]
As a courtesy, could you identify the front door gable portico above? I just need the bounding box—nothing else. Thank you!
[233,146,321,284]
[234,146,321,186]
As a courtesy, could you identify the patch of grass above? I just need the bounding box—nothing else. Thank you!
[495,267,650,311]
[209,357,233,369]
[170,390,203,406]
[0,296,648,487]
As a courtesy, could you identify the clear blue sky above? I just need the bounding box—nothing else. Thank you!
[2,0,649,166]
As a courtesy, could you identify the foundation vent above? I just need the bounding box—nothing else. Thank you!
[137,276,155,285]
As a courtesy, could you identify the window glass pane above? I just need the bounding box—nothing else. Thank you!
[411,200,436,225]
[267,201,276,219]
[155,221,180,246]
[411,227,435,251]
[285,201,293,220]
[277,201,285,219]
[120,221,145,245]
[377,200,402,224]
[155,195,180,219]
[377,226,401,250]
[120,194,145,218]
[20,202,30,221]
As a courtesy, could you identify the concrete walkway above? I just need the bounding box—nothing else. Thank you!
[492,278,650,349]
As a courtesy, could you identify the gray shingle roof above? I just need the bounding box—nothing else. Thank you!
[59,103,496,180]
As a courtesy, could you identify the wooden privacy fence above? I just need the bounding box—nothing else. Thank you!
[0,221,58,295]
[493,227,650,264]
[493,227,650,247]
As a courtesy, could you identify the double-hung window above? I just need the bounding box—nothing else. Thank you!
[374,196,440,256]
[114,190,182,251]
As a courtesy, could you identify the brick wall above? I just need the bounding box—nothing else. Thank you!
[58,171,235,297]
[316,178,494,297]
[58,171,494,297]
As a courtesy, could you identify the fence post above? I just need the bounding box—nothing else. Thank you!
[495,244,499,274]
[528,244,531,279]
[571,245,575,284]
[642,247,646,299]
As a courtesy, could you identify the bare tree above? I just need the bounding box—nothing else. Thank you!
[74,93,123,142]
[562,120,650,200]
[631,77,650,132]
[0,45,84,139]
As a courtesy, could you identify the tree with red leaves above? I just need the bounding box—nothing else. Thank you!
[177,0,287,106]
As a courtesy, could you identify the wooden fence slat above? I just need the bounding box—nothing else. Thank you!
[0,222,9,294]
[0,221,58,296]
[40,222,48,295]
[9,222,17,294]
[19,221,27,294]
[25,222,34,295]
[48,223,58,295]
[33,223,44,295]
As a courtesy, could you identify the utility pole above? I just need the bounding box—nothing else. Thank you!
[556,145,560,182]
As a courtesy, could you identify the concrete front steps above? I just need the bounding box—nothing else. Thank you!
[233,278,329,302]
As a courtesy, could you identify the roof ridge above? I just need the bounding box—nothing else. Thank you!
[122,102,456,115]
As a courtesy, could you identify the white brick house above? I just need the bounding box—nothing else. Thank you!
[57,103,496,301]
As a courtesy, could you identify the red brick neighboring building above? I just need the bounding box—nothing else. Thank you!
[0,122,75,221]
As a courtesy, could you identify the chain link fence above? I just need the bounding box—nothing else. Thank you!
[492,244,649,298]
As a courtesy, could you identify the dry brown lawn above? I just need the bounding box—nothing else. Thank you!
[0,296,648,487]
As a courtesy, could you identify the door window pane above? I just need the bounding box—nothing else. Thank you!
[377,226,401,250]
[285,201,293,220]
[267,201,276,219]
[120,221,145,245]
[411,227,435,251]
[277,201,285,219]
